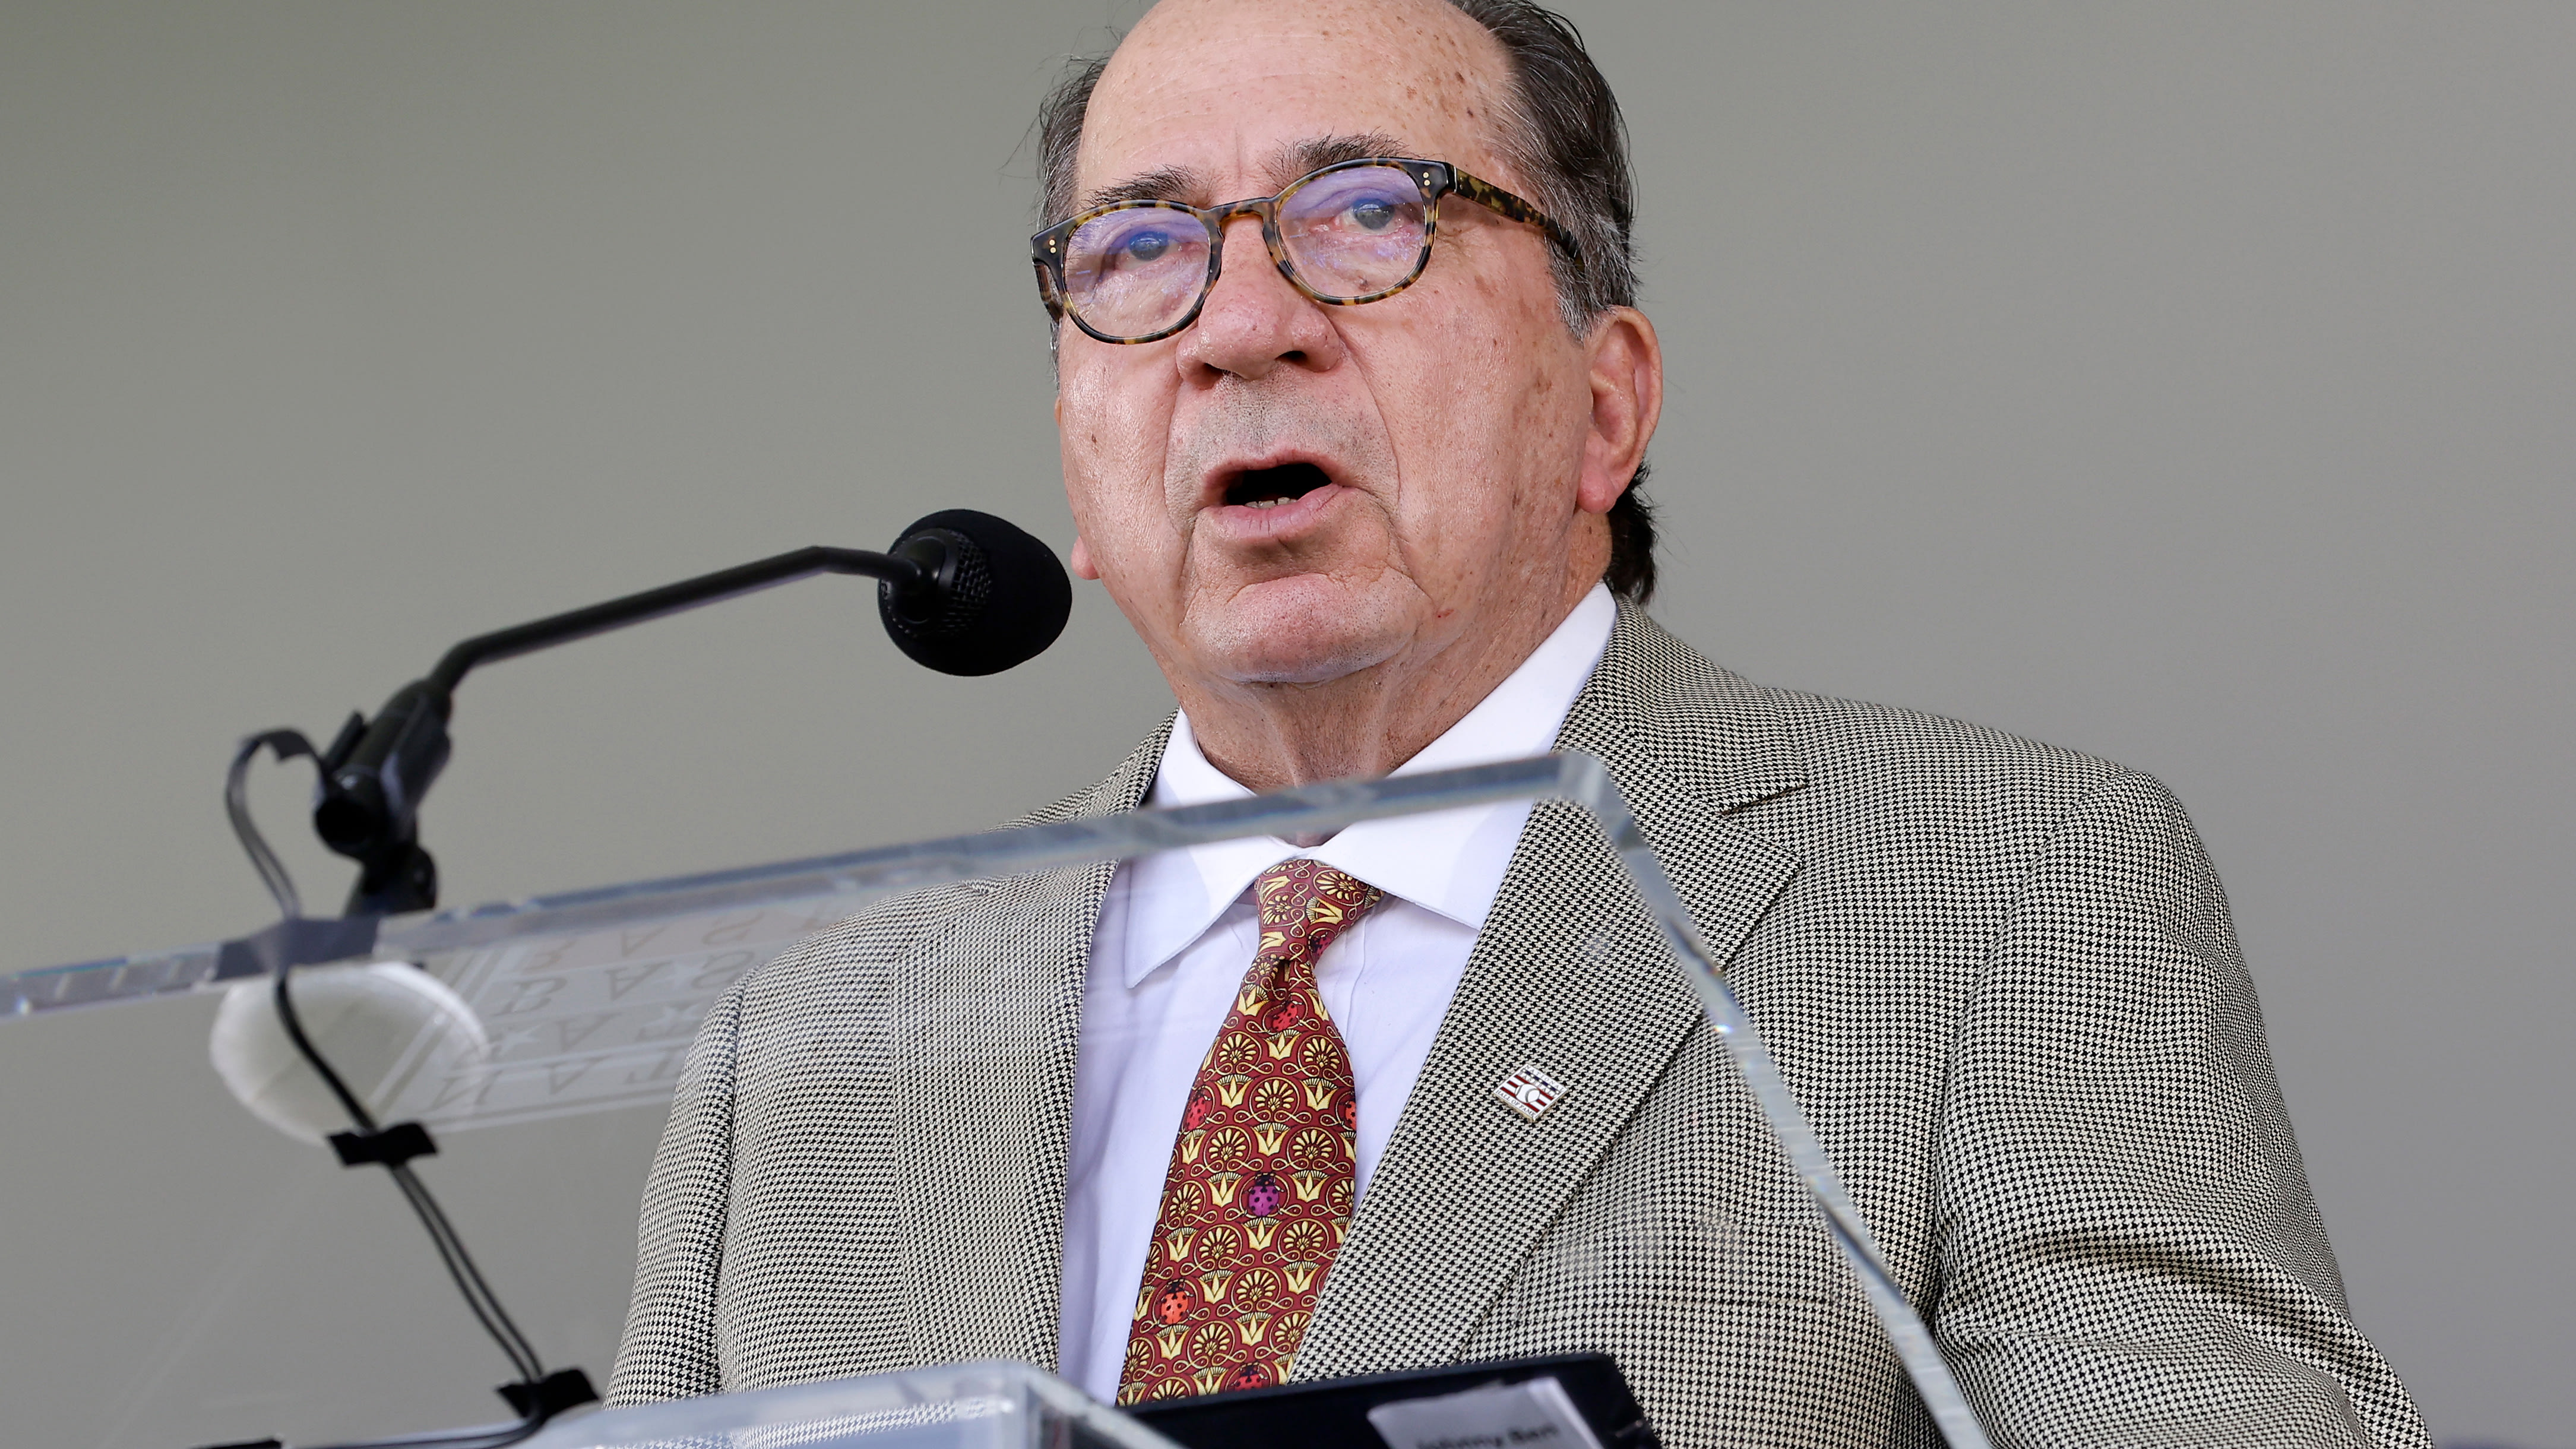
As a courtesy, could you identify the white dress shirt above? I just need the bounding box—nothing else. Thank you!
[1055,584,1617,1401]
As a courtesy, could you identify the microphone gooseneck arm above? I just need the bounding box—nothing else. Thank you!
[425,543,936,695]
[315,541,951,917]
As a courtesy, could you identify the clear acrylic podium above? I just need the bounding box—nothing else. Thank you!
[520,1361,1178,1449]
[2,752,1991,1449]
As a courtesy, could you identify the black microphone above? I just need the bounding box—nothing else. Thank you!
[876,508,1075,676]
[304,510,1071,915]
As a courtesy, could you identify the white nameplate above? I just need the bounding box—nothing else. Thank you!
[1365,1374,1606,1449]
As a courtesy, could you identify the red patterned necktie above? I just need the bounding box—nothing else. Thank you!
[1116,860,1384,1404]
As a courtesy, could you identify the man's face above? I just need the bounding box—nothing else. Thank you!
[1057,0,1639,700]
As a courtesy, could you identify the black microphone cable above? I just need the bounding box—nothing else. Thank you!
[208,733,593,1449]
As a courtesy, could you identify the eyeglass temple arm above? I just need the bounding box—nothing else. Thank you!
[1445,166,1589,280]
[1031,257,1067,321]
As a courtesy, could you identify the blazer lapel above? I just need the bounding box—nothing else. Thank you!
[888,725,1168,1371]
[1294,605,1808,1378]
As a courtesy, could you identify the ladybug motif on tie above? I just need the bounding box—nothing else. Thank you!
[1223,1363,1273,1393]
[1150,1279,1197,1325]
[1181,1087,1219,1131]
[1245,1172,1284,1219]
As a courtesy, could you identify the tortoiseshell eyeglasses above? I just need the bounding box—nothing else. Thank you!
[1031,157,1584,345]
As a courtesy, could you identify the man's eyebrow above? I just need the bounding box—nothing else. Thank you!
[1077,134,1413,214]
[1268,132,1409,188]
[1081,164,1205,211]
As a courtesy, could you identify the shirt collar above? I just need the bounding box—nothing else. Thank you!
[1116,584,1618,987]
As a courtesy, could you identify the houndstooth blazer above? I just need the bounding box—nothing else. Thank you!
[610,602,2431,1448]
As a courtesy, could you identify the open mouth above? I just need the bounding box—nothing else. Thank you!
[1221,462,1333,510]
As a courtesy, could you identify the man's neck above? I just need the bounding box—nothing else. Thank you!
[1175,580,1596,796]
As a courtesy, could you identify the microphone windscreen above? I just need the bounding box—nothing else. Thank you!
[876,510,1072,676]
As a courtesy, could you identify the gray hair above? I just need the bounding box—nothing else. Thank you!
[1033,0,1657,601]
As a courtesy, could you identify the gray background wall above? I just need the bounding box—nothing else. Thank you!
[1,2,2566,1446]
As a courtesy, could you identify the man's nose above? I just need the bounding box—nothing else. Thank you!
[1175,213,1346,381]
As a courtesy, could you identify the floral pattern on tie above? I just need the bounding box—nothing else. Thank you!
[1115,859,1382,1404]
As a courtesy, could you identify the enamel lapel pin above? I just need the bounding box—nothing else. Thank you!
[1493,1064,1567,1122]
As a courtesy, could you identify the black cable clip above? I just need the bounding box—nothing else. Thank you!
[499,1367,599,1419]
[328,1121,439,1169]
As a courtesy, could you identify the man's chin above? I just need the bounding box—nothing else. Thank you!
[1183,581,1411,688]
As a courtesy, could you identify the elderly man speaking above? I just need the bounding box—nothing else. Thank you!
[610,2,2429,1445]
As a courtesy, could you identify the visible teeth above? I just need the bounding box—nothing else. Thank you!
[1248,498,1284,508]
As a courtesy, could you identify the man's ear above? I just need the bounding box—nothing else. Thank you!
[1576,306,1663,515]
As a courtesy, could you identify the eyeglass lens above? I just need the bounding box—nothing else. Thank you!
[1061,163,1433,340]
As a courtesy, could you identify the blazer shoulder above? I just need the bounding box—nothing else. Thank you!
[1008,714,1172,827]
[729,716,1172,1015]
[1767,685,2129,807]
[1604,605,2143,840]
